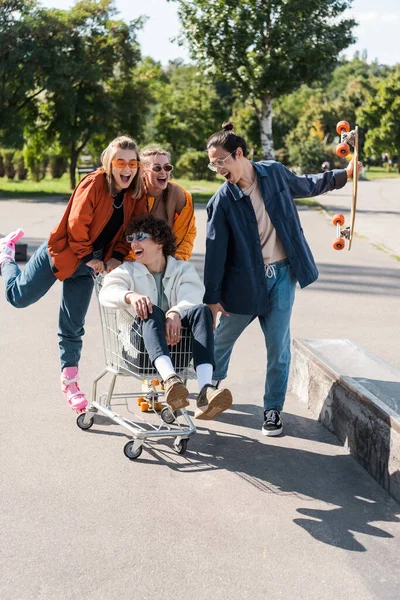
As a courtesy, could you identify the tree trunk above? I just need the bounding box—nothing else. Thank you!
[69,148,78,190]
[258,94,275,160]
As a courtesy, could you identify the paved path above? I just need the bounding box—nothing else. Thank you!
[0,183,399,600]
[318,177,400,257]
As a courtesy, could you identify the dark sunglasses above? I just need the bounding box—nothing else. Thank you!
[147,164,173,173]
[126,232,152,243]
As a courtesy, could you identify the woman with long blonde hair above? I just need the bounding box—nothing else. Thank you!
[0,135,147,412]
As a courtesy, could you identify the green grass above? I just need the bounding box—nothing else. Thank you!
[1,165,398,202]
[364,166,400,180]
[0,173,222,203]
[0,173,71,198]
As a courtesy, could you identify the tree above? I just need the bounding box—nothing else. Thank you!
[151,63,229,156]
[357,68,400,172]
[38,1,145,188]
[171,0,356,158]
[0,0,64,146]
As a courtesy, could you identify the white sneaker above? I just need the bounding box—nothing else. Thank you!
[0,228,24,269]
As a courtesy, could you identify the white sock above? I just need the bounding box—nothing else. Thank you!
[196,363,214,392]
[212,379,220,387]
[154,355,175,381]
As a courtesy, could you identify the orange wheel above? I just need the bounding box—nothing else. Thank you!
[137,396,145,406]
[336,142,350,157]
[332,213,345,226]
[140,401,150,412]
[333,238,345,250]
[152,379,161,387]
[336,120,350,135]
[154,402,163,412]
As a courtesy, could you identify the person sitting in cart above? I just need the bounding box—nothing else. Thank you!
[99,214,232,420]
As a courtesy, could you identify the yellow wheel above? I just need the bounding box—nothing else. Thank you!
[140,401,150,412]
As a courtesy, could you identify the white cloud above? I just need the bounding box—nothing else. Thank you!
[381,14,400,23]
[352,11,400,23]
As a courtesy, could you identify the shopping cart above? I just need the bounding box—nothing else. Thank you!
[76,275,196,460]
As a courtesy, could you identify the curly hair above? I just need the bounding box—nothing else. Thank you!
[126,214,177,257]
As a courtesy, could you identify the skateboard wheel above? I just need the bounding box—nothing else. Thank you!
[140,401,150,412]
[333,238,345,250]
[336,142,350,157]
[154,402,163,412]
[137,396,145,406]
[336,120,350,135]
[332,213,345,226]
[152,379,161,387]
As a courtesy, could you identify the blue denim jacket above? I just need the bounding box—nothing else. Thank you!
[204,160,347,315]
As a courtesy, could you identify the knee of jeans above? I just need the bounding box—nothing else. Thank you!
[145,304,165,322]
[193,303,212,319]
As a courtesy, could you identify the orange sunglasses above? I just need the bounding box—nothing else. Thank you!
[112,159,141,169]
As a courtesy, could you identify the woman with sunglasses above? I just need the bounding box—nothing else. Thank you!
[126,146,196,262]
[99,214,232,420]
[0,135,147,413]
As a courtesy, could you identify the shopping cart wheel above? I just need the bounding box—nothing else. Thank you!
[76,413,94,430]
[123,441,143,460]
[173,438,189,455]
[161,406,176,425]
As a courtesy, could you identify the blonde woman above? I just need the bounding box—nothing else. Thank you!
[0,135,147,412]
[127,146,196,261]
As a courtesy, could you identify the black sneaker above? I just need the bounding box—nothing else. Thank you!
[262,409,283,436]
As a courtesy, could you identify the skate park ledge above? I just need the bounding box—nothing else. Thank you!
[289,338,400,504]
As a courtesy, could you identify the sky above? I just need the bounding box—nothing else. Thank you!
[42,0,400,66]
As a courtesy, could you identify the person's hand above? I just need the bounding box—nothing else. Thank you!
[125,292,153,320]
[86,258,105,274]
[207,303,230,331]
[165,312,182,346]
[106,258,121,273]
[346,157,363,180]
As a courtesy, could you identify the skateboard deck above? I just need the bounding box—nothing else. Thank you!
[332,121,359,251]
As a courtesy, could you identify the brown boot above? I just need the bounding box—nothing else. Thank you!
[195,384,232,420]
[163,374,190,411]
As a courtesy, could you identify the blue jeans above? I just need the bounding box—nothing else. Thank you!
[213,259,297,412]
[2,241,94,370]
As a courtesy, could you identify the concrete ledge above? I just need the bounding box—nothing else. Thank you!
[290,339,400,503]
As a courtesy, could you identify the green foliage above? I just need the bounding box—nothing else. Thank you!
[24,135,49,182]
[172,0,356,155]
[357,68,400,169]
[49,155,68,179]
[151,64,229,156]
[175,149,215,181]
[14,151,28,180]
[3,150,16,180]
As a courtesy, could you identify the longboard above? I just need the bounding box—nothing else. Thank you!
[332,121,359,251]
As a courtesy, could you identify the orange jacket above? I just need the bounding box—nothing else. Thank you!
[126,181,196,262]
[47,170,147,281]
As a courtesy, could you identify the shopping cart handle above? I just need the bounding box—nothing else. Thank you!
[88,264,107,278]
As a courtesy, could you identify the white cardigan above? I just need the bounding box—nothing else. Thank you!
[99,256,205,319]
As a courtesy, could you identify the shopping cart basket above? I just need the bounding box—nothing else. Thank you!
[76,275,196,460]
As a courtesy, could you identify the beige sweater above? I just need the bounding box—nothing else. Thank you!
[99,256,205,319]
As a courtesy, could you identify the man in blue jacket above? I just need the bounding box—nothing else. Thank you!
[204,122,360,436]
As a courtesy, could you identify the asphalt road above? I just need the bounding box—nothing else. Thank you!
[0,179,399,600]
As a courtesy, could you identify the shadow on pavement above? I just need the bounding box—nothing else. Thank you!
[313,263,400,296]
[83,403,400,553]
